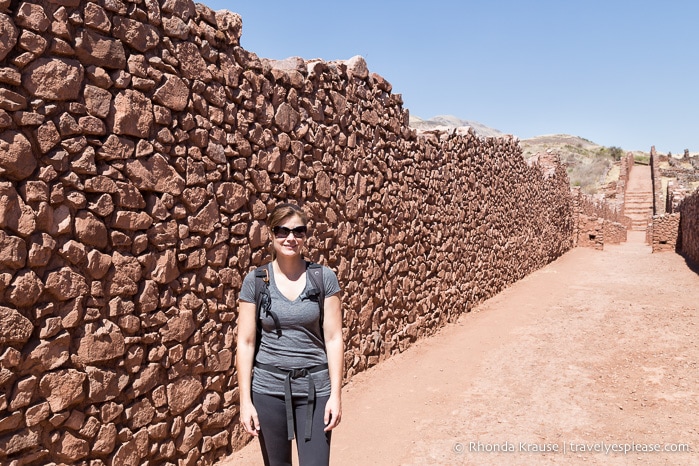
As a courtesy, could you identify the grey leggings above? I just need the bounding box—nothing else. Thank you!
[252,392,332,466]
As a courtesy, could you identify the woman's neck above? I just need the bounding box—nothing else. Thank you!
[273,255,306,280]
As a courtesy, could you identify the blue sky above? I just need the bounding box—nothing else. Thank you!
[204,0,699,154]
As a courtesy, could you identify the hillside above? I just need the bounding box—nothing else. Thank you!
[409,116,644,195]
[519,134,630,194]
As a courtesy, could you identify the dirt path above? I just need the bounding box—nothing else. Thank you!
[219,166,699,465]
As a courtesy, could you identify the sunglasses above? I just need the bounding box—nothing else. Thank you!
[272,225,307,238]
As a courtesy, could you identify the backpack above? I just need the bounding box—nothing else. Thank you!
[253,262,326,350]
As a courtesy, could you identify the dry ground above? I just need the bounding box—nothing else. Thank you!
[219,230,699,465]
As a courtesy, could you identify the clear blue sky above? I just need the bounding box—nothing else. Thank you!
[204,0,699,154]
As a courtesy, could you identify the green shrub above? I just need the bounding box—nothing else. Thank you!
[634,154,650,165]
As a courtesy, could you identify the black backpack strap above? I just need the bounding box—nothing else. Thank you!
[254,264,281,340]
[305,262,325,338]
[255,262,325,345]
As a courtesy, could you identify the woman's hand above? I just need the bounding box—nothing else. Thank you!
[240,401,260,436]
[323,393,342,431]
[323,293,344,432]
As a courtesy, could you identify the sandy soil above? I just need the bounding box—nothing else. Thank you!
[219,167,699,465]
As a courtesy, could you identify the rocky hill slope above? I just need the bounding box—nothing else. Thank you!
[409,115,506,138]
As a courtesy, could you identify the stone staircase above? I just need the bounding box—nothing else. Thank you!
[624,190,653,231]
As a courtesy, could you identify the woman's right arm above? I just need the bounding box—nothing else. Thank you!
[236,300,260,436]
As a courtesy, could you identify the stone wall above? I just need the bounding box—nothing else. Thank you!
[1,1,582,464]
[575,215,604,249]
[618,152,634,183]
[649,145,699,253]
[678,190,699,263]
[603,220,627,244]
[649,213,680,252]
[571,187,626,249]
[650,146,664,215]
[615,152,633,219]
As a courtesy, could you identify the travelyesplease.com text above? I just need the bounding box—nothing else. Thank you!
[457,441,691,455]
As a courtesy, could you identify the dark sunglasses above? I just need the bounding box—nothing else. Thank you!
[272,225,307,238]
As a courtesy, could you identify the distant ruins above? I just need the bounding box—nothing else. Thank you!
[648,146,699,256]
[0,1,696,465]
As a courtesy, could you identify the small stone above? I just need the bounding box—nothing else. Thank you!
[167,376,203,415]
[15,2,50,32]
[39,369,86,412]
[0,130,37,181]
[22,58,84,101]
[9,375,37,411]
[25,402,50,427]
[111,89,154,138]
[55,431,89,462]
[0,305,33,345]
[44,266,88,301]
[0,14,19,61]
[75,319,125,365]
[75,28,126,69]
[8,269,43,307]
[93,423,117,455]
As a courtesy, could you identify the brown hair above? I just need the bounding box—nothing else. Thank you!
[267,203,308,258]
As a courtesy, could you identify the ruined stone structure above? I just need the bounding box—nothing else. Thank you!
[666,180,693,214]
[650,146,665,216]
[646,145,699,252]
[661,151,699,261]
[677,189,699,264]
[571,194,627,250]
[648,147,674,250]
[0,1,633,465]
[571,152,631,250]
[648,213,680,252]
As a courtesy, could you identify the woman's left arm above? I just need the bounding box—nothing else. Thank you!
[322,293,344,431]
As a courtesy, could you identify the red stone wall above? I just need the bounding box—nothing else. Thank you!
[619,152,634,183]
[650,145,665,215]
[1,1,577,464]
[576,215,604,249]
[570,188,626,249]
[649,213,680,252]
[603,220,628,244]
[616,152,633,218]
[650,146,698,253]
[678,190,699,263]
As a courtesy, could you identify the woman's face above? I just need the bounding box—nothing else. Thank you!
[271,214,307,259]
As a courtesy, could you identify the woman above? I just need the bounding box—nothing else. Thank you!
[237,203,344,466]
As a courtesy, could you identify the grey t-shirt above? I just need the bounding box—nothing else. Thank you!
[240,262,341,397]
